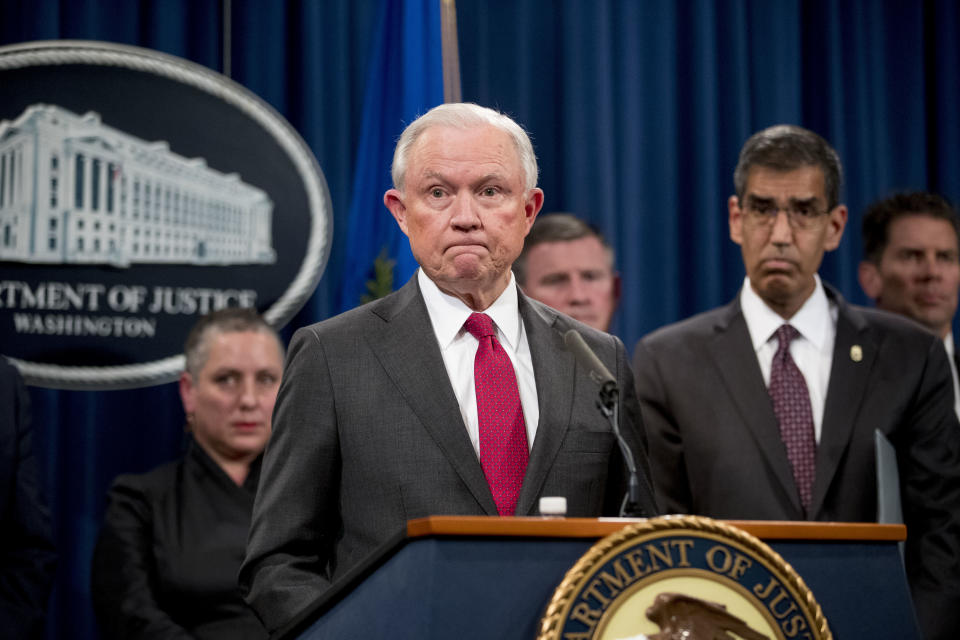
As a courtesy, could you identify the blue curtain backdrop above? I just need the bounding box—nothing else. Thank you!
[337,0,443,312]
[0,1,958,637]
[457,0,960,342]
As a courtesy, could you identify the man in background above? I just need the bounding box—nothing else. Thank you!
[634,124,960,640]
[513,213,620,332]
[859,191,960,417]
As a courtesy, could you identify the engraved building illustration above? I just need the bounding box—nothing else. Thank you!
[0,104,275,267]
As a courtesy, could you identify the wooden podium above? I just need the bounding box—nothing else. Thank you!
[277,516,919,639]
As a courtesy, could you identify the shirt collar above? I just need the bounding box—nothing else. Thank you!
[740,274,831,350]
[945,333,955,359]
[418,269,522,350]
[188,437,261,495]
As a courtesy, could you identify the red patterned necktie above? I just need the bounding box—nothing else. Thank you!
[768,324,817,513]
[463,312,529,516]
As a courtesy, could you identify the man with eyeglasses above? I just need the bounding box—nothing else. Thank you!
[634,125,960,640]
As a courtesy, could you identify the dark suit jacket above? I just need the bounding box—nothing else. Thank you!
[0,359,56,638]
[91,443,266,639]
[634,284,960,640]
[240,275,657,632]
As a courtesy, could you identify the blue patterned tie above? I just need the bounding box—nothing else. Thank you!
[768,324,816,513]
[463,312,528,516]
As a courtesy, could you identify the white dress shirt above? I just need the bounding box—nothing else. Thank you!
[740,275,837,443]
[418,269,540,457]
[943,333,960,420]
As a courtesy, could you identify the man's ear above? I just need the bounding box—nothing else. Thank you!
[384,189,409,236]
[523,188,544,232]
[823,204,848,252]
[858,260,883,300]
[728,195,744,246]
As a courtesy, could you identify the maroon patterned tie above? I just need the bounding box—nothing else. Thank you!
[768,324,817,513]
[463,312,529,516]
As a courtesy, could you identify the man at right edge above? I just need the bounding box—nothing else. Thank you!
[634,125,960,640]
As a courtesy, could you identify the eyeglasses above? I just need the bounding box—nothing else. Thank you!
[743,198,828,230]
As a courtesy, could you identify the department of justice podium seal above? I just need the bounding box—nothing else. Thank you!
[538,516,831,640]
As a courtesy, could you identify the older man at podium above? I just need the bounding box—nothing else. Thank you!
[240,103,657,633]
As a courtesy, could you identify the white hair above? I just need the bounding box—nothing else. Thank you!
[390,103,539,192]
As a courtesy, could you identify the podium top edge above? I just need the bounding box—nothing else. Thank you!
[406,515,907,542]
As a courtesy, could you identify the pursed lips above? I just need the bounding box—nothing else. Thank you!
[759,256,797,272]
[445,239,488,252]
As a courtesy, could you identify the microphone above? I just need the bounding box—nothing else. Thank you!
[562,329,617,410]
[563,329,645,518]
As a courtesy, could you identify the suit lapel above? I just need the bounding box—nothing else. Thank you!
[365,276,499,515]
[514,294,575,516]
[810,290,874,518]
[705,299,802,513]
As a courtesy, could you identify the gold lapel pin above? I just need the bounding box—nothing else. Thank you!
[850,345,863,362]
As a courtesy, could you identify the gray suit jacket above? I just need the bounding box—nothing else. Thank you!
[634,284,960,640]
[240,275,656,632]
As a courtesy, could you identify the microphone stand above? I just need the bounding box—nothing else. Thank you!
[564,327,646,518]
[595,381,644,518]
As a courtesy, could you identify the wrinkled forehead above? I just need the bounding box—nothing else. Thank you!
[528,236,614,272]
[887,214,960,251]
[743,165,827,203]
[410,124,523,174]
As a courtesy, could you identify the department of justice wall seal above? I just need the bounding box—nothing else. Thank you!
[0,40,332,389]
[538,516,831,640]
